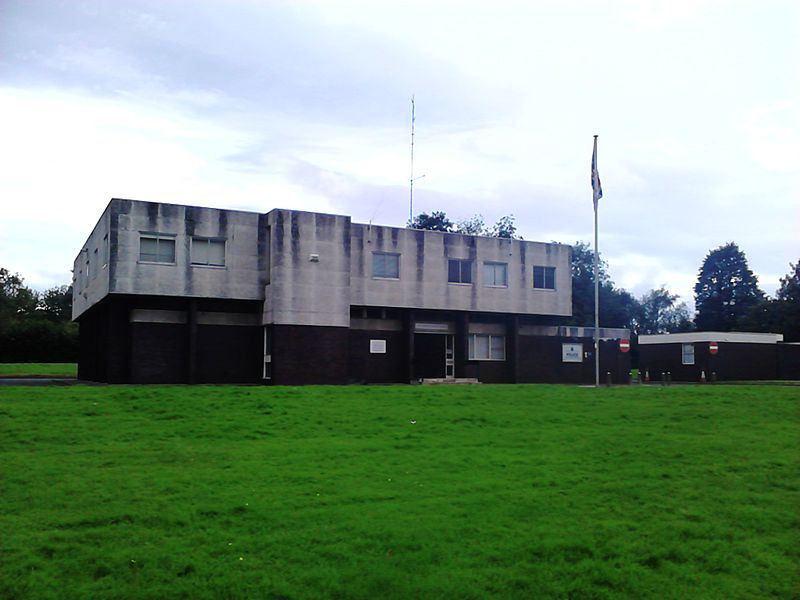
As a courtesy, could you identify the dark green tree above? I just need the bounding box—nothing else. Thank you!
[0,267,38,317]
[740,258,800,341]
[455,214,487,236]
[39,285,73,322]
[569,242,639,329]
[694,242,763,331]
[0,268,78,362]
[408,211,454,232]
[638,286,693,334]
[490,215,520,239]
[776,259,800,341]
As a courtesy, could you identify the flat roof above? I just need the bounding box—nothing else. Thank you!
[639,331,784,345]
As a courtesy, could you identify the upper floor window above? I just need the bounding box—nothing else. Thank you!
[483,262,508,287]
[533,265,556,289]
[192,237,226,267]
[448,259,473,284]
[140,234,176,264]
[372,252,400,279]
[682,343,695,365]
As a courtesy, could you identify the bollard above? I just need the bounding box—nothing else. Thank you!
[666,372,672,385]
[700,370,706,383]
[711,371,717,383]
[644,369,650,384]
[606,371,612,387]
[638,372,643,385]
[661,372,666,386]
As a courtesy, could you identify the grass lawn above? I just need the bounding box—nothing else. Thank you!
[0,363,77,378]
[1,384,798,599]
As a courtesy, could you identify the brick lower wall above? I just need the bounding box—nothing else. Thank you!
[271,324,350,385]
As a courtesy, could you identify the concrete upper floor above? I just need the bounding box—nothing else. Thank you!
[73,199,572,325]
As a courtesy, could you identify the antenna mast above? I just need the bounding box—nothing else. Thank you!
[409,95,415,222]
[409,95,425,223]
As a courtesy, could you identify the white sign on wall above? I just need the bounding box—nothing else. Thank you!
[562,343,583,363]
[370,339,387,354]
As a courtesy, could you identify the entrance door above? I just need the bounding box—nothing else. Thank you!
[413,333,447,379]
[445,335,455,379]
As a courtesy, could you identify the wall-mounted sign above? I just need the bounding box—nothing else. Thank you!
[370,339,387,354]
[562,343,583,363]
[709,341,719,355]
[619,339,630,353]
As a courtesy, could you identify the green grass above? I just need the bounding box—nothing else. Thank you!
[0,363,77,378]
[1,384,798,599]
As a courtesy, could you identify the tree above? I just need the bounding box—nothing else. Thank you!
[0,268,78,362]
[637,286,693,334]
[777,258,800,303]
[491,215,520,239]
[39,285,73,322]
[740,258,800,341]
[0,267,38,317]
[455,214,488,236]
[421,212,522,239]
[408,211,454,232]
[568,242,639,329]
[694,242,763,331]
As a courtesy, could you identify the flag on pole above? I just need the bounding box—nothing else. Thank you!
[591,135,602,209]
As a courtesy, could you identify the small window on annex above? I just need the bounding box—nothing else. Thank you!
[372,252,400,279]
[483,262,508,287]
[533,265,556,289]
[448,259,473,284]
[468,334,505,360]
[192,237,226,267]
[682,343,695,365]
[139,234,176,264]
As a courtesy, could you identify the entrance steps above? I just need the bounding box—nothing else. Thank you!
[420,378,480,385]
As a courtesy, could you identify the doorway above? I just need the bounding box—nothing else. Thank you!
[413,333,455,380]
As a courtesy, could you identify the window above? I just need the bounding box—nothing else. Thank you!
[468,334,505,360]
[372,252,400,279]
[140,234,176,263]
[192,237,226,267]
[533,265,556,289]
[483,262,508,287]
[370,339,387,354]
[448,259,473,284]
[90,248,99,280]
[682,343,695,365]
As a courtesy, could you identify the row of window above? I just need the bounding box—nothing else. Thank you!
[372,252,556,290]
[137,236,556,290]
[139,234,226,267]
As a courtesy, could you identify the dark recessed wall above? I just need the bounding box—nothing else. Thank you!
[271,324,349,385]
[348,330,407,383]
[78,294,262,384]
[639,342,782,382]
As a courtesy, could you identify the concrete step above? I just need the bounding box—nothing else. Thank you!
[420,378,481,385]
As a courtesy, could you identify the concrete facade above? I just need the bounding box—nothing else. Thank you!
[73,198,628,384]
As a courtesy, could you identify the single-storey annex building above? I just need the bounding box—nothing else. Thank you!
[72,199,630,384]
[639,332,800,382]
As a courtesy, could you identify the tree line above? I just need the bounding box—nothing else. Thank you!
[0,268,77,362]
[409,212,800,341]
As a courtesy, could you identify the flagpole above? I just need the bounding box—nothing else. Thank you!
[592,135,600,388]
[594,182,600,387]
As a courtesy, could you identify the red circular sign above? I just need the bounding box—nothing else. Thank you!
[619,340,630,352]
[709,342,719,354]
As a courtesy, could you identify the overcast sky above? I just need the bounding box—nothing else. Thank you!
[1,0,797,309]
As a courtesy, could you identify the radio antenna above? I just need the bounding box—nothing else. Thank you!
[409,95,425,223]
